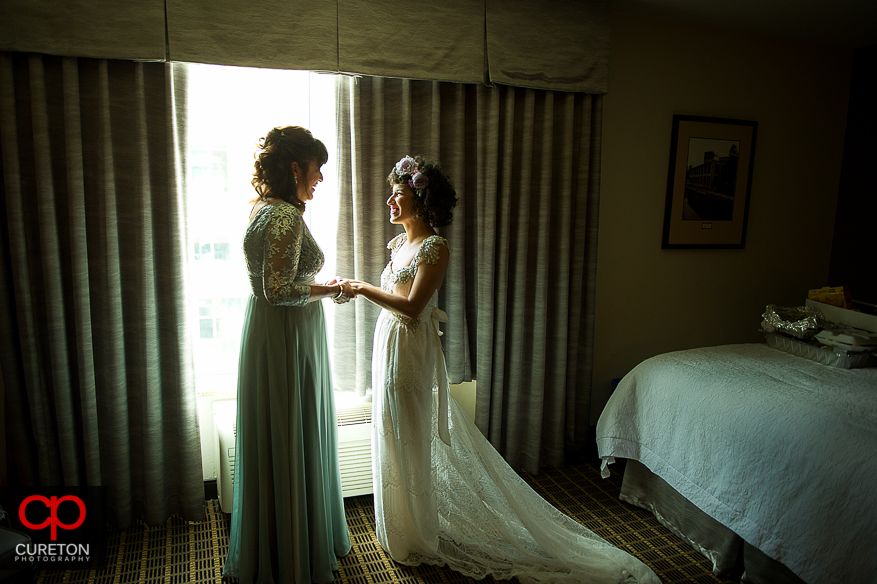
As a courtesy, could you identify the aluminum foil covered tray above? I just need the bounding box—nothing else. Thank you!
[764,332,877,369]
[761,304,876,368]
[761,304,824,340]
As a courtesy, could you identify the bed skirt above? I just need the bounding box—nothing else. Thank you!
[619,460,807,584]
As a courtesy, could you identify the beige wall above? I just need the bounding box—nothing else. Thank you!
[592,15,854,421]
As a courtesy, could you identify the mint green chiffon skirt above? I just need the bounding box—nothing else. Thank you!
[224,295,351,583]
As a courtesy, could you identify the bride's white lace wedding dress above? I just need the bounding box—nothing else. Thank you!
[370,234,661,584]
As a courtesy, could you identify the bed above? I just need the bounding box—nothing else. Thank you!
[596,343,877,584]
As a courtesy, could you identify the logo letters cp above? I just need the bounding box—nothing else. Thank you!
[20,495,87,541]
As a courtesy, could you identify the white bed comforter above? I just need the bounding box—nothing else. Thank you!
[596,343,877,584]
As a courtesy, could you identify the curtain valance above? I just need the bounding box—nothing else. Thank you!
[0,0,166,61]
[0,0,609,93]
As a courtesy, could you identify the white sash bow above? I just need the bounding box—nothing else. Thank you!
[430,307,451,446]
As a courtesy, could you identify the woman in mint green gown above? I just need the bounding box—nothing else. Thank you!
[223,126,352,583]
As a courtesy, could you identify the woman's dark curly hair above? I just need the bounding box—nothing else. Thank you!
[252,126,328,213]
[387,155,458,228]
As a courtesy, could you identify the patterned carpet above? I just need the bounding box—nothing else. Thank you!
[34,462,724,584]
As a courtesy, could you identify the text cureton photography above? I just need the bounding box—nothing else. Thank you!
[15,542,91,563]
[1,486,107,570]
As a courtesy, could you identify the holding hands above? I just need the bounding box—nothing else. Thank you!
[328,278,378,304]
[325,276,356,304]
[345,280,373,297]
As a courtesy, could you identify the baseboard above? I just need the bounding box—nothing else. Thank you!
[204,479,218,501]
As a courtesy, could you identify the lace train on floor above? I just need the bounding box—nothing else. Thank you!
[371,309,660,584]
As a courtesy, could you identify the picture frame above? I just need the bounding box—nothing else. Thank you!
[661,115,758,249]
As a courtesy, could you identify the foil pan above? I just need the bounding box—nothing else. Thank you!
[761,304,824,340]
[765,332,877,368]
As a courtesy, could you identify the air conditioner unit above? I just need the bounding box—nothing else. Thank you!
[212,397,373,513]
[213,399,237,513]
[336,402,373,497]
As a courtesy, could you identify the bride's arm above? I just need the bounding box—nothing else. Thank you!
[348,245,449,319]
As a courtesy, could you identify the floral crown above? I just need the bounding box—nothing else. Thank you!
[394,156,429,190]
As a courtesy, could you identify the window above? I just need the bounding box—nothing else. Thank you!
[183,64,339,397]
[193,240,232,261]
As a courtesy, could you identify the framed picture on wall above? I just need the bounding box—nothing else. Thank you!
[661,115,758,249]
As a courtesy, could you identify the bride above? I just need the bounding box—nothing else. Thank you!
[346,156,660,584]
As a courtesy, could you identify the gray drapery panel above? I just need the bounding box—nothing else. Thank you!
[0,52,204,528]
[334,76,601,473]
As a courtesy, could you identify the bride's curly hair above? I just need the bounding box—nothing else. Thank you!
[387,155,458,228]
[252,126,328,213]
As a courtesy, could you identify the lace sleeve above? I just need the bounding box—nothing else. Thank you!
[416,235,448,266]
[262,206,310,306]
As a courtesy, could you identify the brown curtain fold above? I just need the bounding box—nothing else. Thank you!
[0,52,203,528]
[334,75,601,473]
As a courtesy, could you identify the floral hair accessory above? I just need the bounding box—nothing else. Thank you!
[409,172,428,190]
[394,155,429,190]
[395,156,416,175]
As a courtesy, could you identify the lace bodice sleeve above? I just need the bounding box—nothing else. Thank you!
[416,236,446,266]
[260,205,311,306]
[387,233,406,253]
[380,234,448,293]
